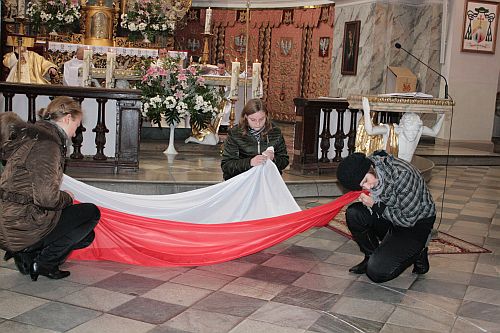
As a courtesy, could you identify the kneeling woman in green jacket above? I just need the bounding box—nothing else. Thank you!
[221,98,289,180]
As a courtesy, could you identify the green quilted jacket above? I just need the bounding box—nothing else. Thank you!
[221,123,289,180]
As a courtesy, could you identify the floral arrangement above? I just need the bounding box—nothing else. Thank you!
[120,0,174,42]
[138,57,223,130]
[26,0,81,34]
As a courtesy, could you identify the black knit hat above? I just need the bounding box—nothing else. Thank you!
[336,152,373,191]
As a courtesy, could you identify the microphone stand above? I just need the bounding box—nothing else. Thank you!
[395,44,449,99]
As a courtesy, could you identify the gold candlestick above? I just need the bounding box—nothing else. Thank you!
[229,97,237,128]
[201,32,212,65]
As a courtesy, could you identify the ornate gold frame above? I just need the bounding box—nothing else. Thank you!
[83,4,118,46]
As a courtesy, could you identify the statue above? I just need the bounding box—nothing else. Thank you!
[358,97,445,162]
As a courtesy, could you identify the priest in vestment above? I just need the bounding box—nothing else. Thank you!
[3,47,58,84]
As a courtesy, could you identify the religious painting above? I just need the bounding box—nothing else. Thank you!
[282,9,294,25]
[319,37,330,57]
[341,20,361,75]
[461,0,499,54]
[234,33,246,54]
[279,37,293,57]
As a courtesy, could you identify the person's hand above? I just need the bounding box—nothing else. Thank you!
[262,150,274,161]
[358,193,374,208]
[250,154,268,167]
[48,67,58,77]
[64,190,74,200]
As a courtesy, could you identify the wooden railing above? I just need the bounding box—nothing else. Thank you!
[292,97,358,173]
[0,82,142,173]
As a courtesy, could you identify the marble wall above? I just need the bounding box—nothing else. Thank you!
[330,1,443,98]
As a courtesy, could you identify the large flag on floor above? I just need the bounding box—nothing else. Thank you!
[62,161,359,266]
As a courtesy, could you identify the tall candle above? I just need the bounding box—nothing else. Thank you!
[204,7,212,34]
[82,47,92,87]
[105,48,116,88]
[252,60,262,98]
[230,59,240,99]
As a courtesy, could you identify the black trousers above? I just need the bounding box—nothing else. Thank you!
[30,203,100,268]
[346,202,434,283]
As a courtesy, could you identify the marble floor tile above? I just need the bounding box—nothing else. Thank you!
[169,268,235,290]
[123,266,189,281]
[379,323,442,333]
[0,290,48,319]
[243,265,305,284]
[64,264,120,285]
[0,320,59,333]
[293,273,354,294]
[308,262,357,280]
[309,313,384,333]
[279,245,333,261]
[399,290,462,314]
[330,296,395,323]
[294,238,345,252]
[59,286,136,312]
[409,278,467,300]
[451,316,500,333]
[0,268,32,290]
[248,301,322,330]
[108,297,186,324]
[66,313,155,333]
[271,285,339,311]
[235,252,275,264]
[192,291,266,317]
[10,278,86,301]
[164,308,242,333]
[142,282,213,307]
[220,277,288,300]
[92,272,165,296]
[197,261,257,277]
[385,305,456,332]
[229,318,305,333]
[13,301,101,332]
[342,281,406,304]
[458,300,500,324]
[262,254,317,272]
[469,273,500,291]
[464,285,500,306]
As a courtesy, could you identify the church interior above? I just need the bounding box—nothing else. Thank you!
[1,0,500,332]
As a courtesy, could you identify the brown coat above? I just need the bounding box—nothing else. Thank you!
[0,120,73,252]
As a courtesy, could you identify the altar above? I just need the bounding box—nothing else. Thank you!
[292,95,454,173]
[347,95,454,162]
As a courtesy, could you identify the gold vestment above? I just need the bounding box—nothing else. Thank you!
[3,51,57,84]
[355,116,399,156]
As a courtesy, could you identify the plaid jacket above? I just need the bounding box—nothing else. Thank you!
[370,155,436,227]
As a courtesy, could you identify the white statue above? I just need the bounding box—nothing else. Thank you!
[361,97,445,162]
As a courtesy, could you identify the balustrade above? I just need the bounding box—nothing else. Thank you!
[292,97,357,173]
[0,82,141,173]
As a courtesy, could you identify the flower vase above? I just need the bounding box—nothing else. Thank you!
[163,122,178,155]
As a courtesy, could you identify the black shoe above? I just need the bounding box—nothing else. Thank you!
[3,251,14,261]
[412,247,429,274]
[30,261,70,281]
[349,256,369,274]
[13,252,35,275]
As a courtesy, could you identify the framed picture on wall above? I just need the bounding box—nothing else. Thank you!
[461,0,499,54]
[341,20,361,75]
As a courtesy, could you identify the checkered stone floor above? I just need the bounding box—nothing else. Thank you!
[1,166,499,333]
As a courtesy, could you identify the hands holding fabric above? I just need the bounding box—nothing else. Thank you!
[358,193,374,208]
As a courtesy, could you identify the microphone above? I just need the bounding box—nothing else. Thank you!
[394,42,448,99]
